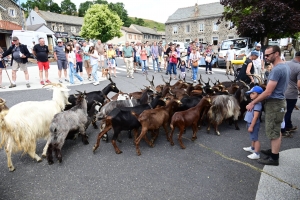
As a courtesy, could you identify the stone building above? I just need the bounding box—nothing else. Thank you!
[165,2,238,45]
[0,0,25,50]
[107,26,143,45]
[130,24,162,43]
[26,7,83,40]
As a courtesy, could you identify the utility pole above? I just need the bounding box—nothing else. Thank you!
[18,0,25,30]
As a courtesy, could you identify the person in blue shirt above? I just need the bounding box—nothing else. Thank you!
[243,86,263,159]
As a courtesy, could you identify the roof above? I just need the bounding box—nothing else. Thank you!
[37,10,83,25]
[26,23,44,31]
[166,2,224,24]
[130,24,159,35]
[121,27,142,34]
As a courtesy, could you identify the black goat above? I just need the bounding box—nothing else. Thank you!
[93,94,165,154]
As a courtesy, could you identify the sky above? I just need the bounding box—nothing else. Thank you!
[21,0,220,23]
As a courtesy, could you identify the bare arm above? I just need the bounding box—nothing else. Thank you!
[297,80,300,91]
[246,63,254,82]
[54,52,57,60]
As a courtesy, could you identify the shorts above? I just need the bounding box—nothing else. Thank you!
[57,60,67,70]
[247,122,260,141]
[98,55,105,61]
[12,60,27,71]
[265,99,286,139]
[107,58,115,68]
[76,62,83,72]
[135,56,141,64]
[38,61,50,70]
[84,60,91,68]
[158,56,162,63]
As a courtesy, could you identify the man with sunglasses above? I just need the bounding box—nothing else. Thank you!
[54,39,68,83]
[0,36,31,88]
[246,45,290,166]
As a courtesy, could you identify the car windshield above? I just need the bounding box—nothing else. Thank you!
[221,39,248,50]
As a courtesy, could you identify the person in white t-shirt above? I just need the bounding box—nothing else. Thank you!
[226,44,236,75]
[246,43,264,83]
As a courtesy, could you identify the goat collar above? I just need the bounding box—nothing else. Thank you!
[148,103,153,109]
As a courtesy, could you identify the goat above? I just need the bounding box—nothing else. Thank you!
[207,95,241,136]
[0,83,70,171]
[92,94,165,154]
[169,96,212,149]
[47,91,89,164]
[132,99,181,156]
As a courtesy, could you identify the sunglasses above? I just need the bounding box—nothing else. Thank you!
[264,52,276,57]
[13,40,17,41]
[58,42,62,43]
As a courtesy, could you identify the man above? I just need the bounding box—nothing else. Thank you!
[236,51,258,84]
[54,39,68,83]
[151,41,160,73]
[33,38,51,85]
[134,42,141,71]
[281,51,300,137]
[123,41,134,79]
[246,45,290,166]
[186,42,193,68]
[1,36,31,88]
[225,44,236,75]
[82,42,92,80]
[165,42,172,75]
[95,40,105,68]
[158,42,163,68]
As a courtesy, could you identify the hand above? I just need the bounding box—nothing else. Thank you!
[246,103,254,111]
[248,126,253,133]
[21,55,26,58]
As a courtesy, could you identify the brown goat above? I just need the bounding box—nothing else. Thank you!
[132,99,181,156]
[169,96,212,149]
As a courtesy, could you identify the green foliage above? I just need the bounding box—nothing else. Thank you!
[78,0,108,17]
[49,3,61,14]
[108,2,130,27]
[134,17,145,26]
[61,0,77,16]
[129,17,165,31]
[80,4,123,42]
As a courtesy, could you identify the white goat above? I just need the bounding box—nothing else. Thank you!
[0,83,70,172]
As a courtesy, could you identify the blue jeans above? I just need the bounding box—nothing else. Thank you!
[136,56,141,65]
[152,57,161,72]
[141,60,147,72]
[192,66,198,81]
[205,61,212,72]
[92,64,98,82]
[167,63,177,75]
[69,62,83,84]
[284,99,297,130]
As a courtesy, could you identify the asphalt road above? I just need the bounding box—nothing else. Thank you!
[0,58,299,200]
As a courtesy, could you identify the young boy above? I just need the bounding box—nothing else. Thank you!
[243,86,263,159]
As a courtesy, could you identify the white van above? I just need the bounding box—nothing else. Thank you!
[217,37,253,68]
[12,30,57,56]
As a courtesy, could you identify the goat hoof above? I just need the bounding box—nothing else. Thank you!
[8,166,15,172]
[137,151,141,156]
[216,132,220,136]
[116,150,123,154]
[117,139,122,143]
[191,136,197,141]
[48,161,54,165]
[83,140,89,145]
[58,159,62,163]
[236,127,240,130]
[180,146,186,149]
[170,142,174,146]
[207,130,210,134]
[150,143,154,148]
[42,154,46,158]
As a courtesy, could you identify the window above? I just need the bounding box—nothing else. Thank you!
[8,8,16,18]
[213,37,218,45]
[228,36,234,39]
[173,26,178,34]
[58,25,63,32]
[134,35,136,40]
[173,40,178,42]
[70,26,76,33]
[185,39,191,43]
[229,21,234,28]
[199,23,204,32]
[199,38,204,43]
[185,24,190,33]
[52,24,57,31]
[129,34,132,39]
[32,17,34,21]
[213,22,219,31]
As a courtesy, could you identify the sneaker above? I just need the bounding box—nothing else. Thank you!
[131,76,134,79]
[247,153,260,159]
[193,80,196,83]
[9,84,16,88]
[257,156,279,166]
[45,80,51,83]
[282,131,293,138]
[59,80,63,83]
[0,85,5,89]
[260,149,272,156]
[80,81,84,85]
[243,146,255,153]
[93,82,99,86]
[26,83,31,88]
[65,79,69,82]
[286,126,297,132]
[127,75,129,78]
[40,81,45,85]
[88,77,92,81]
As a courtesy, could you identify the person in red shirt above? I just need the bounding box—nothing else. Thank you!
[75,44,83,77]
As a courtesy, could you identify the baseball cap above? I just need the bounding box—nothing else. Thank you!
[246,86,263,94]
[12,36,18,41]
[256,43,261,47]
[57,39,62,42]
[251,51,259,57]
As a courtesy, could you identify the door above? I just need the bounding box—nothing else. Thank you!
[0,33,7,50]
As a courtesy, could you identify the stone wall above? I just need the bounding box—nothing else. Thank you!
[0,0,25,27]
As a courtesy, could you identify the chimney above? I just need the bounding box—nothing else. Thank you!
[154,27,157,32]
[34,6,39,13]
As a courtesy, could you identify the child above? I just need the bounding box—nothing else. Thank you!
[178,60,186,80]
[243,86,263,159]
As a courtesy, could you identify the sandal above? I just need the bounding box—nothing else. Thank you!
[0,85,5,89]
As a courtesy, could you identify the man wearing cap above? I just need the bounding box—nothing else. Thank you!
[0,36,31,88]
[236,51,259,84]
[246,45,290,166]
[225,44,236,75]
[281,51,300,137]
[54,39,68,83]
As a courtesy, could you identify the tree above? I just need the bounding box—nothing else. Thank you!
[61,0,77,15]
[49,3,61,13]
[80,4,123,42]
[78,0,108,17]
[220,0,300,43]
[134,17,145,26]
[108,2,130,27]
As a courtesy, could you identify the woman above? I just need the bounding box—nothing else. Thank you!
[176,44,181,68]
[140,47,148,74]
[88,46,100,85]
[189,47,201,82]
[167,46,177,79]
[0,47,5,89]
[75,44,83,77]
[163,44,168,70]
[66,44,83,85]
[204,45,214,74]
[145,44,151,63]
[107,45,117,77]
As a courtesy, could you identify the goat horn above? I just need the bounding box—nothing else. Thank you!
[152,75,154,81]
[199,74,205,84]
[146,74,150,82]
[161,75,167,83]
[0,98,6,106]
[238,80,250,90]
[226,74,233,82]
[169,90,174,95]
[252,74,263,85]
[75,90,82,94]
[42,83,57,88]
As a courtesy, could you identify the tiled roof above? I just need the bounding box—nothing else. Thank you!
[26,23,44,31]
[37,10,83,25]
[130,24,159,35]
[166,2,224,24]
[121,27,142,34]
[0,20,22,30]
